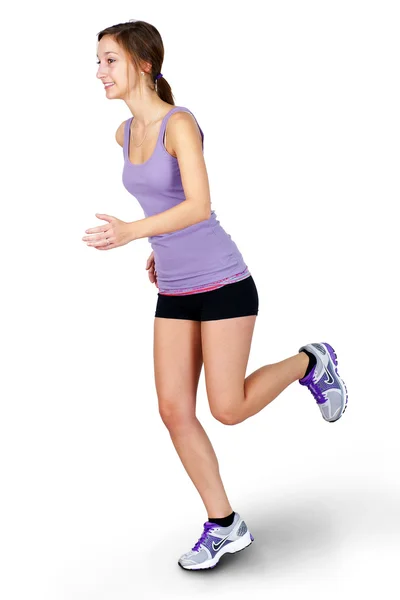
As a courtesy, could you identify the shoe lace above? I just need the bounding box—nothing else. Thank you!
[192,521,217,552]
[308,372,328,404]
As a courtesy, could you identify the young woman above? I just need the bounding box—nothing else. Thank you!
[84,19,348,571]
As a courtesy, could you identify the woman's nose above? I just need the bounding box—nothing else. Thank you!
[96,66,107,78]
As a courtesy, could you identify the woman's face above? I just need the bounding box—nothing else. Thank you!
[96,36,137,97]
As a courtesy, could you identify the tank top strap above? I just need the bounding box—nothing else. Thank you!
[159,106,204,150]
[123,117,133,161]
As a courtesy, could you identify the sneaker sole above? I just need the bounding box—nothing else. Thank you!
[322,342,348,422]
[178,530,254,571]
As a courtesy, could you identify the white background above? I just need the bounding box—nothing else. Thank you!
[1,1,399,598]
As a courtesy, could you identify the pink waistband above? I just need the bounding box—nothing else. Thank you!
[158,268,251,296]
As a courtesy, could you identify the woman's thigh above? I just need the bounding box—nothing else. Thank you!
[201,315,257,421]
[153,317,203,424]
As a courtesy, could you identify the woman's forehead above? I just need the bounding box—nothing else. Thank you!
[97,38,122,58]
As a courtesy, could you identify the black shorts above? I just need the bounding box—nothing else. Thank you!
[154,275,259,321]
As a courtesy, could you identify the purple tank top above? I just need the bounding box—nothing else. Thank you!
[122,105,250,295]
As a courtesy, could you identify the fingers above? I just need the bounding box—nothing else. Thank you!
[145,252,157,285]
[146,254,155,269]
[147,265,158,285]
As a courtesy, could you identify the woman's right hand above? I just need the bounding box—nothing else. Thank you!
[145,251,158,288]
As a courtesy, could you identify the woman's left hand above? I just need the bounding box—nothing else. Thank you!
[82,213,136,250]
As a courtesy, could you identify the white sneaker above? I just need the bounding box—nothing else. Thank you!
[298,342,348,422]
[178,512,254,570]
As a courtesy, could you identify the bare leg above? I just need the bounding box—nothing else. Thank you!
[154,317,233,518]
[242,352,309,420]
[202,317,311,425]
[166,416,233,518]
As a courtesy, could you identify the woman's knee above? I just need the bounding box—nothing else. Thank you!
[208,390,244,425]
[158,399,196,430]
[210,405,241,426]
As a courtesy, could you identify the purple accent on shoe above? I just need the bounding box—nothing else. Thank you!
[203,533,234,557]
[250,533,254,542]
[192,521,218,552]
[324,342,338,365]
[299,355,316,385]
[299,343,338,404]
[299,364,317,387]
[299,342,349,419]
[301,377,329,403]
[324,342,349,419]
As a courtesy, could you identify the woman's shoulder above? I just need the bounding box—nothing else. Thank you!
[115,118,130,148]
[167,107,201,130]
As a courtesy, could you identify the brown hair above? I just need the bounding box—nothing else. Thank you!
[97,19,175,105]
